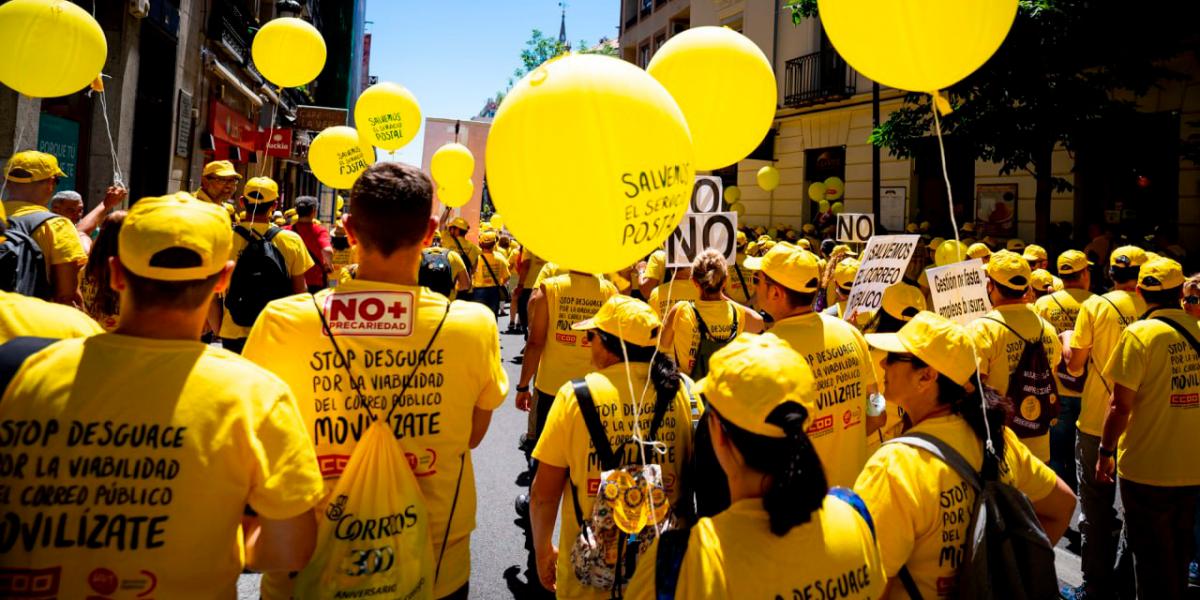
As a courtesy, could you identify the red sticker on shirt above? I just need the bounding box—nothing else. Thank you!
[1170,393,1199,409]
[323,291,415,337]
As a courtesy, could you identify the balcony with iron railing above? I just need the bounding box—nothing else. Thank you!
[784,49,858,108]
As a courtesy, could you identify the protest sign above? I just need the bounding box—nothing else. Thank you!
[927,259,993,325]
[666,176,738,267]
[843,234,921,321]
[837,213,874,243]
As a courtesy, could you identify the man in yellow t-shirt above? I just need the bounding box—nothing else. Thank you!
[0,193,324,599]
[968,250,1062,463]
[1096,258,1200,600]
[470,229,510,316]
[445,216,481,284]
[243,163,508,600]
[638,248,667,298]
[821,257,860,319]
[3,150,88,305]
[423,235,470,300]
[218,177,312,353]
[745,242,880,488]
[193,160,241,207]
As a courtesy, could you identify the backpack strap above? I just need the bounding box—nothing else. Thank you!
[887,433,983,491]
[262,225,283,242]
[1152,315,1200,359]
[691,302,738,343]
[0,336,57,394]
[732,263,749,301]
[654,527,692,600]
[568,378,617,527]
[982,315,1032,345]
[451,235,474,274]
[828,487,875,539]
[7,211,58,235]
[1098,293,1130,323]
[898,567,926,600]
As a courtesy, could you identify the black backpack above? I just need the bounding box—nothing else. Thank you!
[420,250,455,297]
[0,213,57,299]
[891,433,1059,600]
[688,302,738,380]
[224,225,292,327]
[983,317,1058,438]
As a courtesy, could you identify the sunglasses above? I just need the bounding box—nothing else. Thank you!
[586,330,596,342]
[1186,296,1200,305]
[885,352,918,365]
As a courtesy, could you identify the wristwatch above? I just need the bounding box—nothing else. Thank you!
[1099,446,1116,458]
[516,385,530,393]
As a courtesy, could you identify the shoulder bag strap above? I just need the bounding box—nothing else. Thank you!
[1099,293,1130,323]
[451,235,473,273]
[263,225,282,241]
[898,567,925,600]
[232,225,255,243]
[726,303,740,341]
[479,253,510,300]
[733,263,749,300]
[8,211,58,234]
[0,336,58,395]
[982,315,1031,345]
[690,302,711,339]
[654,527,693,600]
[1153,316,1200,359]
[568,378,616,527]
[827,487,876,539]
[886,433,983,492]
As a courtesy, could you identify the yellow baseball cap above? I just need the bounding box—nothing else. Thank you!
[1030,269,1055,292]
[1006,238,1026,252]
[967,243,992,260]
[928,237,945,250]
[202,160,241,179]
[243,177,279,204]
[1145,251,1162,263]
[832,244,858,257]
[697,333,817,439]
[1138,257,1184,291]
[1057,249,1092,275]
[479,230,498,244]
[802,223,816,234]
[961,222,976,233]
[449,216,470,231]
[1110,245,1148,269]
[833,258,860,290]
[866,311,977,386]
[1022,244,1048,263]
[736,231,748,247]
[986,250,1032,291]
[881,282,926,321]
[905,223,919,233]
[796,238,812,251]
[753,226,766,236]
[118,192,233,282]
[919,221,931,232]
[935,240,968,267]
[572,295,661,348]
[5,150,65,183]
[746,241,760,256]
[743,243,821,293]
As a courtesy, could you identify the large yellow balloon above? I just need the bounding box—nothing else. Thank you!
[252,18,327,88]
[757,166,780,192]
[430,143,475,185]
[0,0,106,98]
[307,127,375,189]
[824,176,845,201]
[724,186,741,203]
[817,0,1017,92]
[729,202,746,218]
[647,26,776,170]
[808,182,827,202]
[485,53,694,274]
[439,179,474,208]
[354,82,422,152]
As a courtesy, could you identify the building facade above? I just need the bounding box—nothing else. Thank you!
[620,0,1200,258]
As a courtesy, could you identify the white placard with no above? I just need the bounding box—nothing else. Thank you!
[843,234,922,321]
[665,176,737,267]
[927,259,993,325]
[837,213,875,243]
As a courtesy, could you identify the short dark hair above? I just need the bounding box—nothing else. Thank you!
[295,196,318,217]
[123,248,223,311]
[991,279,1028,300]
[1141,285,1183,307]
[1059,271,1084,283]
[1111,265,1140,284]
[349,162,432,257]
[764,272,816,308]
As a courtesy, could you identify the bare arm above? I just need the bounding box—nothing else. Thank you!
[742,306,765,334]
[1032,477,1077,544]
[1096,383,1135,484]
[51,263,81,306]
[291,275,307,294]
[658,304,680,352]
[531,464,568,592]
[515,287,549,411]
[243,510,318,572]
[469,406,493,449]
[1067,344,1090,377]
[638,276,659,299]
[77,185,127,236]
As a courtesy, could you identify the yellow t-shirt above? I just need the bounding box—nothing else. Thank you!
[666,300,746,377]
[643,249,667,284]
[242,279,508,597]
[472,250,510,288]
[768,312,877,488]
[446,234,481,276]
[625,497,885,600]
[854,416,1059,600]
[968,304,1063,462]
[5,200,88,268]
[1070,290,1144,436]
[79,273,119,331]
[0,334,324,600]
[724,253,753,306]
[648,278,700,319]
[533,261,564,290]
[521,251,547,289]
[531,362,694,600]
[535,273,618,396]
[1104,308,1200,486]
[219,222,315,340]
[0,289,102,342]
[1034,288,1094,334]
[424,247,469,300]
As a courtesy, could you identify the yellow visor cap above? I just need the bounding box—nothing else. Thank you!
[986,250,1032,291]
[572,295,661,348]
[449,217,470,231]
[1110,245,1148,269]
[202,160,241,179]
[866,311,977,386]
[243,177,279,203]
[1057,250,1093,275]
[119,192,233,281]
[1006,238,1026,252]
[833,258,860,289]
[699,333,817,439]
[742,243,821,293]
[1022,244,1048,263]
[5,150,65,183]
[1030,269,1055,292]
[966,242,992,260]
[479,230,498,245]
[1138,257,1185,291]
[881,282,926,321]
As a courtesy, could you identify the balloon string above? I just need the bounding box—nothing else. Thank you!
[259,95,279,179]
[612,311,664,540]
[97,89,124,188]
[931,97,994,455]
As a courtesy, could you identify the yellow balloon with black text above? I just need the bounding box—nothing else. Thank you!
[647,26,776,170]
[438,180,474,208]
[724,186,741,203]
[490,214,505,230]
[808,182,827,202]
[729,202,746,217]
[252,17,327,88]
[431,143,475,185]
[307,127,375,189]
[355,82,422,152]
[831,202,844,215]
[485,53,694,274]
[757,166,780,192]
[0,0,107,98]
[824,176,845,201]
[817,0,1017,92]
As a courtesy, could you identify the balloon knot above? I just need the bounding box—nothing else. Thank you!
[90,77,105,94]
[933,91,953,116]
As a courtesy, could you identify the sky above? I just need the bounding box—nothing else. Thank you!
[365,1,620,166]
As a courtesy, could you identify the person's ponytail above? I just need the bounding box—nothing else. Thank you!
[649,352,682,411]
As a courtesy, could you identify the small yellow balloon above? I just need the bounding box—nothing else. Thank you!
[647,27,776,170]
[824,176,845,201]
[354,82,422,152]
[936,240,970,267]
[485,53,694,274]
[808,182,827,202]
[252,17,327,88]
[819,200,831,213]
[490,214,505,230]
[307,126,375,189]
[439,179,474,208]
[431,143,475,185]
[0,0,107,98]
[335,195,345,212]
[817,0,1018,92]
[757,166,780,192]
[724,186,741,204]
[831,201,844,215]
[729,202,746,217]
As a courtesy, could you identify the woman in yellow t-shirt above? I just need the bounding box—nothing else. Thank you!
[855,312,1076,600]
[661,249,763,379]
[530,296,694,599]
[79,211,126,331]
[626,333,885,600]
